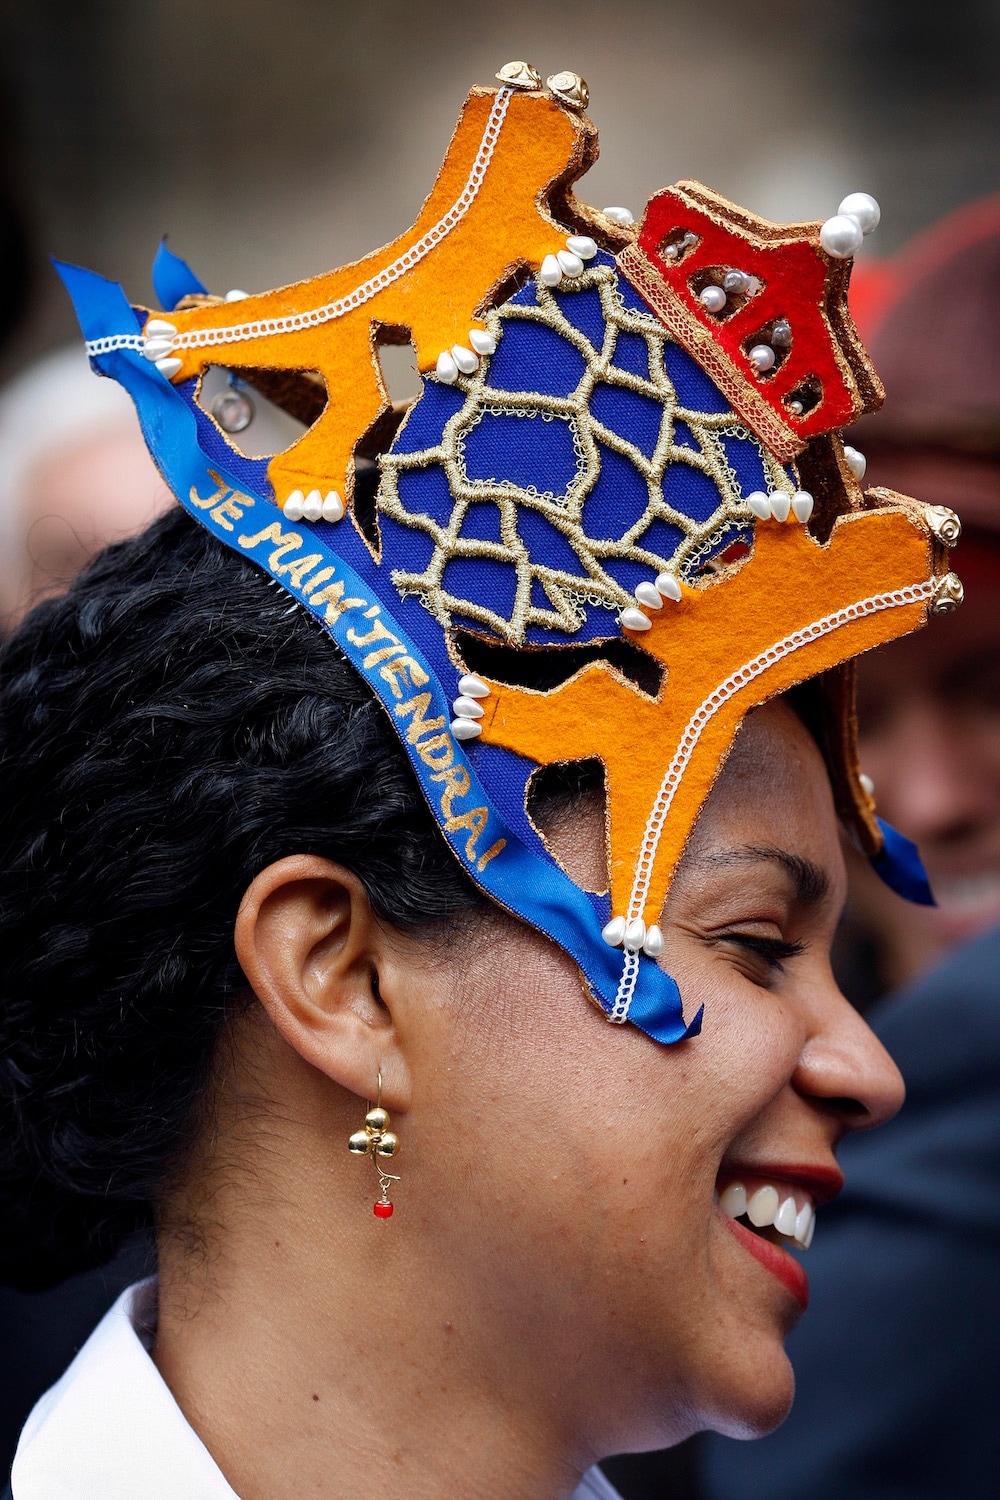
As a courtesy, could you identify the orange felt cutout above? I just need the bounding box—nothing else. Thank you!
[620,182,883,461]
[477,501,940,927]
[141,87,597,511]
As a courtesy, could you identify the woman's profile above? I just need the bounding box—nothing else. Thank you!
[1,64,960,1500]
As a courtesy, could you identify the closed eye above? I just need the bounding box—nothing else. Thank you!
[717,931,806,976]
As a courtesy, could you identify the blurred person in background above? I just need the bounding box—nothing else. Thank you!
[0,345,172,628]
[701,197,1000,1500]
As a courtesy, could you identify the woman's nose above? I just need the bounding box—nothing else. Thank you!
[793,988,906,1133]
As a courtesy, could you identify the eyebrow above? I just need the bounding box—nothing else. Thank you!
[690,845,831,907]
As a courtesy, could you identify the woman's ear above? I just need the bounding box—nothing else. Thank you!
[234,854,410,1108]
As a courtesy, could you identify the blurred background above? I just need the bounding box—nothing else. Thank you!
[1,0,999,372]
[1,4,999,1498]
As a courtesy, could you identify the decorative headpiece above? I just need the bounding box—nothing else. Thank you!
[60,67,962,1044]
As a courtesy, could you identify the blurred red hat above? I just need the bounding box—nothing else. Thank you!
[850,195,1000,530]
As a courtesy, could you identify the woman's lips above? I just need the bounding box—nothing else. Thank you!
[720,1211,810,1309]
[714,1165,842,1310]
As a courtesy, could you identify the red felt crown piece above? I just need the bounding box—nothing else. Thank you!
[617,181,884,461]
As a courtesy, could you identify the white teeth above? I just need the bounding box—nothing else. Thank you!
[774,1195,798,1236]
[721,1179,818,1246]
[719,1181,747,1219]
[747,1184,780,1228]
[794,1201,814,1246]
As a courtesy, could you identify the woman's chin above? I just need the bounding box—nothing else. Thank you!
[704,1353,796,1442]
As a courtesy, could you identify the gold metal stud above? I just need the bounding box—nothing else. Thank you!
[928,572,964,615]
[365,1106,390,1134]
[376,1131,400,1158]
[923,505,962,547]
[496,61,542,90]
[546,71,590,110]
[348,1129,371,1154]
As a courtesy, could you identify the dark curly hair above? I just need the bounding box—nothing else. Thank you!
[0,505,492,1292]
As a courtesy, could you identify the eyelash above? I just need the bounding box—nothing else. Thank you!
[724,933,806,973]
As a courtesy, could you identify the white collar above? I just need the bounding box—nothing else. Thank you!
[11,1279,622,1500]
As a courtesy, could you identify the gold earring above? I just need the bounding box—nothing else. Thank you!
[348,1070,400,1218]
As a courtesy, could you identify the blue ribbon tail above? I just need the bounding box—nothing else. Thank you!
[626,968,701,1044]
[52,260,142,349]
[871,817,936,906]
[152,238,208,310]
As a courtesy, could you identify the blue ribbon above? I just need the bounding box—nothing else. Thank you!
[871,817,936,907]
[56,258,698,1045]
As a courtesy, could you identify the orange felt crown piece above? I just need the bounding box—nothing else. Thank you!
[138,83,613,514]
[618,182,883,461]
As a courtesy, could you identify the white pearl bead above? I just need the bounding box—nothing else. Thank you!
[468,328,496,356]
[791,489,814,523]
[145,319,177,336]
[749,344,776,372]
[458,674,490,698]
[451,718,482,741]
[859,772,875,797]
[642,924,664,958]
[787,399,804,416]
[619,607,651,632]
[557,248,585,278]
[452,695,485,720]
[322,492,344,522]
[540,253,563,286]
[303,490,323,522]
[624,917,647,951]
[602,915,627,947]
[282,491,305,521]
[603,206,635,226]
[655,572,682,601]
[566,235,598,260]
[745,492,772,521]
[723,269,749,295]
[699,284,727,313]
[225,289,249,302]
[143,339,175,362]
[451,344,479,374]
[843,444,867,481]
[769,492,791,523]
[771,319,792,349]
[154,356,182,378]
[838,192,881,236]
[634,581,663,609]
[435,350,459,384]
[820,214,864,259]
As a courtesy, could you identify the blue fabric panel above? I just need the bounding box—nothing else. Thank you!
[517,507,588,578]
[672,418,699,451]
[151,238,207,310]
[375,513,436,577]
[611,330,651,380]
[395,465,457,527]
[581,443,651,541]
[391,382,465,454]
[720,431,769,496]
[602,552,656,595]
[486,319,587,398]
[459,500,504,544]
[872,818,936,906]
[664,342,732,415]
[589,382,663,459]
[441,553,519,622]
[662,460,725,523]
[554,283,608,351]
[530,578,552,610]
[460,410,578,498]
[636,516,686,562]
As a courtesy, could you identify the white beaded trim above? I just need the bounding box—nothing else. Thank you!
[84,330,146,357]
[607,576,937,1024]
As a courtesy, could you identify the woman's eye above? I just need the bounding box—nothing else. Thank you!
[713,931,805,984]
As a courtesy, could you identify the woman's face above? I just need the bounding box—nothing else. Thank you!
[392,699,903,1454]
